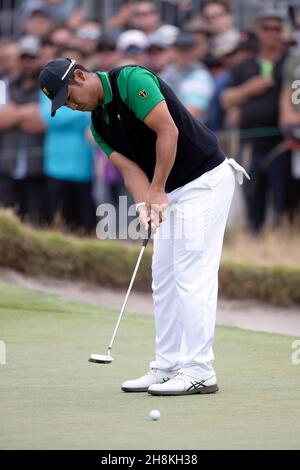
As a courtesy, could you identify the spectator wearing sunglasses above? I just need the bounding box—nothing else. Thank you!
[129,1,162,36]
[75,19,102,56]
[221,8,290,233]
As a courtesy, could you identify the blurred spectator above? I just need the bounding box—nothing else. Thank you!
[159,0,203,27]
[75,18,102,56]
[39,51,96,234]
[91,36,122,71]
[116,29,149,66]
[280,38,300,217]
[58,45,85,64]
[20,2,54,40]
[160,32,214,121]
[109,0,135,33]
[0,35,45,224]
[221,8,289,233]
[186,25,210,63]
[207,31,258,131]
[39,39,58,67]
[146,24,179,73]
[49,24,76,49]
[0,39,21,82]
[201,0,240,58]
[21,0,83,29]
[130,1,162,35]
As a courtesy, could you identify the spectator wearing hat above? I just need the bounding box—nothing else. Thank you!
[207,31,258,132]
[221,8,290,233]
[116,29,150,67]
[0,35,45,224]
[146,25,179,74]
[93,36,122,72]
[160,32,215,122]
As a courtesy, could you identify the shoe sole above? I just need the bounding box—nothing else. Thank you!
[147,384,219,396]
[121,387,149,392]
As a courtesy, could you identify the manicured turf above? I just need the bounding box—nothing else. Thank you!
[0,280,299,450]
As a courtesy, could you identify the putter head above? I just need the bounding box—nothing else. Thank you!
[88,353,113,364]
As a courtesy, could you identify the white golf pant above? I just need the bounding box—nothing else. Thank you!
[150,158,237,379]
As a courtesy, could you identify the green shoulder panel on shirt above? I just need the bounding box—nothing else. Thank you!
[90,123,114,158]
[117,66,165,121]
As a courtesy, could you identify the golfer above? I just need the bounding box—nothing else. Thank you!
[39,58,249,396]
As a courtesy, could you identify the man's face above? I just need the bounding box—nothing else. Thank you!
[202,3,232,35]
[131,2,160,34]
[20,54,40,79]
[256,18,283,48]
[65,70,99,112]
[0,43,20,77]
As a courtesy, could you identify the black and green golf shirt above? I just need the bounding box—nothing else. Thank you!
[91,65,225,192]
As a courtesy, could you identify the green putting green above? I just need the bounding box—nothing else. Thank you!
[0,279,299,450]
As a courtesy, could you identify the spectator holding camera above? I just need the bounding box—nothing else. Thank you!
[221,8,289,233]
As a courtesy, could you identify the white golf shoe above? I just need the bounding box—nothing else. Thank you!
[148,372,219,396]
[121,368,178,392]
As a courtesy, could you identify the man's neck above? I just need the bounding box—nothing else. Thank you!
[93,72,104,107]
[259,46,284,62]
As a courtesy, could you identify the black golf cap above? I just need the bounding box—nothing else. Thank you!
[39,58,77,117]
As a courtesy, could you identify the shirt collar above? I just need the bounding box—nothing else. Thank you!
[96,71,112,106]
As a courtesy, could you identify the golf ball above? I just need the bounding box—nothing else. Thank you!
[149,409,160,421]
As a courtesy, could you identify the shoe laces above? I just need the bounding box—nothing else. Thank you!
[173,372,185,382]
[147,368,158,376]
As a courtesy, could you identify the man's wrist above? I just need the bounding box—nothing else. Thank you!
[136,202,146,212]
[149,183,165,192]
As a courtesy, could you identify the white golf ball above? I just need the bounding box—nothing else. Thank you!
[149,409,160,421]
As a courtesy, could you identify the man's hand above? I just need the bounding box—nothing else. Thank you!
[136,203,150,231]
[145,187,168,233]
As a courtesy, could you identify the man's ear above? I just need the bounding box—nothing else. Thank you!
[73,68,85,82]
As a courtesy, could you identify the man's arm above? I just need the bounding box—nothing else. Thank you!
[110,151,150,203]
[221,76,274,110]
[144,100,178,192]
[0,103,21,130]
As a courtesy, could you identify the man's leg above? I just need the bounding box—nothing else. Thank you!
[173,161,235,379]
[121,204,182,392]
[150,207,183,372]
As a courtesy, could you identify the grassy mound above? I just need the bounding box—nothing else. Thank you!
[0,210,299,306]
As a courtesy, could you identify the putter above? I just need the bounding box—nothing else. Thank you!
[89,224,151,364]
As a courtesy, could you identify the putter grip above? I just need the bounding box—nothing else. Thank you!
[142,223,151,247]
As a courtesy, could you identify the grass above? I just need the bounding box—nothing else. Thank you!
[0,280,299,450]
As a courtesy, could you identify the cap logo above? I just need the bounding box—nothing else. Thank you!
[138,89,148,99]
[43,87,49,96]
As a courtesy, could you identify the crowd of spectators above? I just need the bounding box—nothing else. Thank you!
[0,0,300,235]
